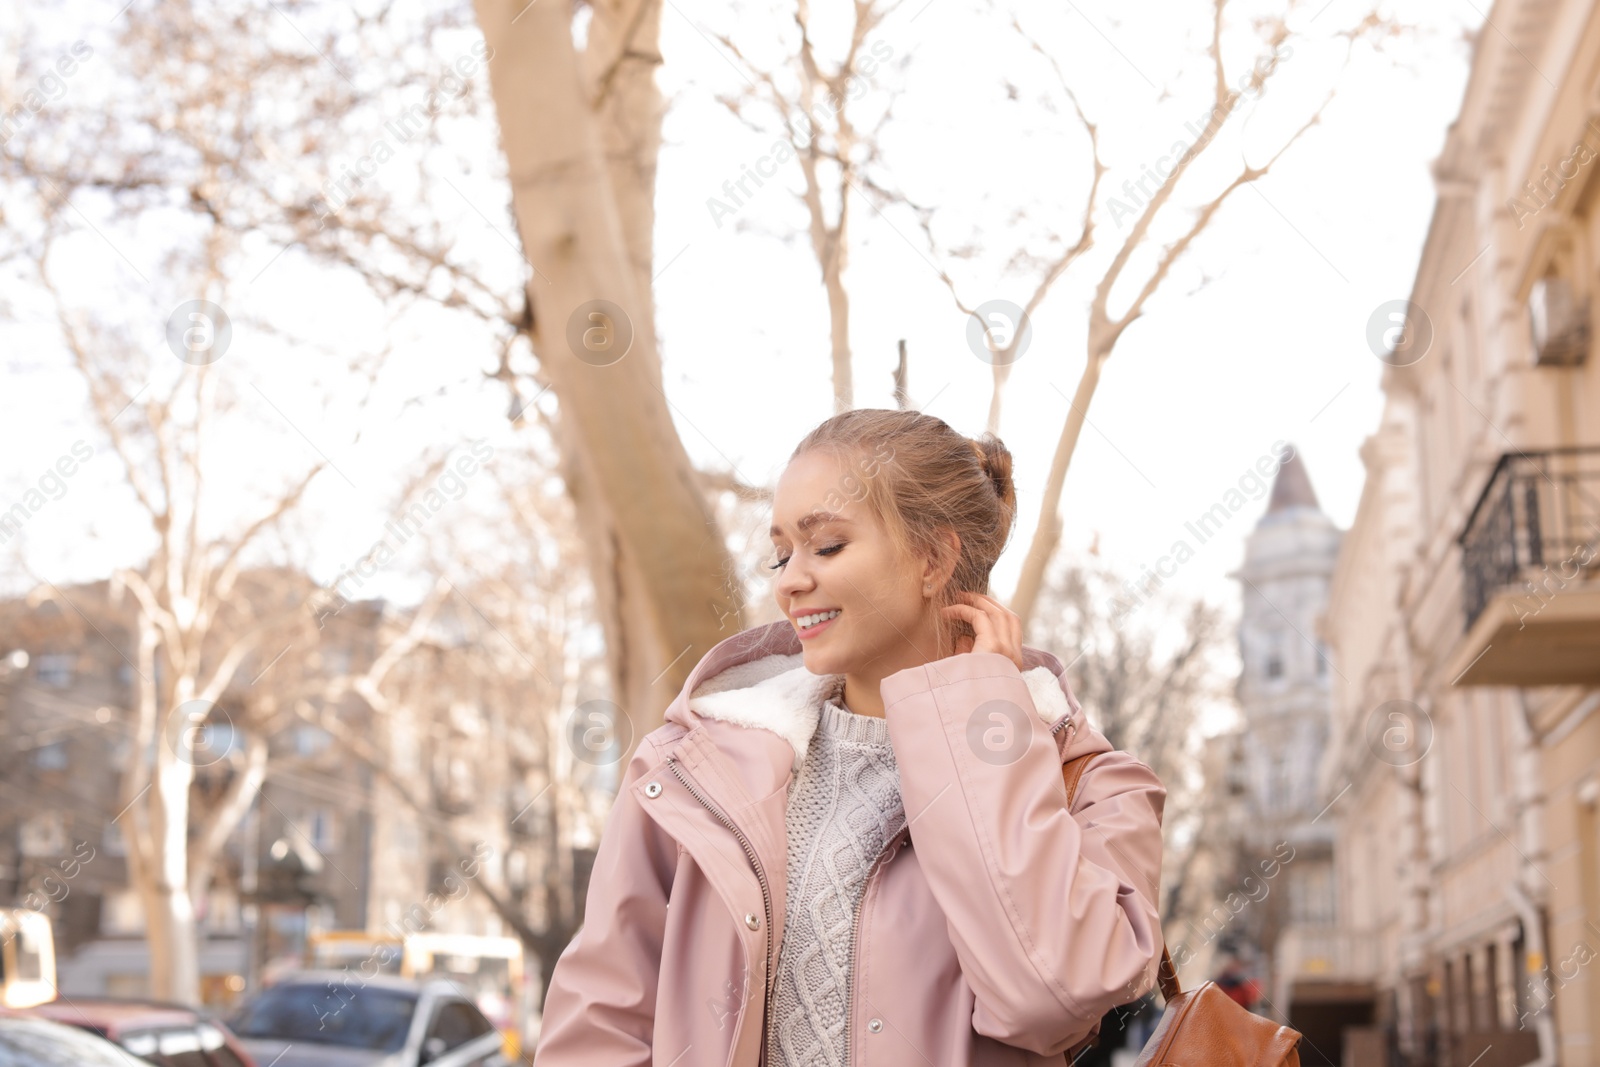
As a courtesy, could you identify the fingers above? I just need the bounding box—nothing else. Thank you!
[947,591,1023,669]
[953,592,1017,632]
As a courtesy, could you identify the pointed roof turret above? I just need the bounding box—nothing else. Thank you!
[1268,445,1321,514]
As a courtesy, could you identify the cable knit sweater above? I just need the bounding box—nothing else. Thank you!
[765,684,907,1067]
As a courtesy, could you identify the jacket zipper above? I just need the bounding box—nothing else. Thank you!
[663,756,774,1058]
[843,826,906,1067]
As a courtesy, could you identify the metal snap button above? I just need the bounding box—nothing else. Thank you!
[644,781,662,798]
[868,1018,883,1033]
[745,912,761,930]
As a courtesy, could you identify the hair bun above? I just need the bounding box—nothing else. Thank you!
[971,434,1014,507]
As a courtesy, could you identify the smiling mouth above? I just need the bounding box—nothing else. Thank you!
[795,609,841,635]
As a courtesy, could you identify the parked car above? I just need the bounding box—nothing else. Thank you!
[227,972,507,1067]
[28,997,255,1067]
[0,1012,155,1066]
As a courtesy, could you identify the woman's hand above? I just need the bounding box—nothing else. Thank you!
[941,590,1025,672]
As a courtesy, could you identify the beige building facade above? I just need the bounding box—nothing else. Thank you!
[1320,1,1600,1064]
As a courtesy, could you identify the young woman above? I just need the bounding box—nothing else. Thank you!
[533,409,1167,1067]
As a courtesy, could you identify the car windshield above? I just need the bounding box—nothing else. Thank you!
[0,1018,150,1067]
[228,983,417,1052]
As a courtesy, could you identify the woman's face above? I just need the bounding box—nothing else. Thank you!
[769,449,947,680]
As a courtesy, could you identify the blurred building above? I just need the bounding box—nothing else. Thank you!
[1224,449,1371,1066]
[1321,1,1600,1064]
[0,570,588,1007]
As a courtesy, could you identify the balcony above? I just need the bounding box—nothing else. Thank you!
[1449,446,1600,687]
[1275,923,1382,983]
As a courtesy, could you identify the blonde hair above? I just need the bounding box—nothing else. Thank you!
[789,408,1017,650]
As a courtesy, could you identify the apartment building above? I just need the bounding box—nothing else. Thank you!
[1320,1,1600,1063]
[0,572,565,1005]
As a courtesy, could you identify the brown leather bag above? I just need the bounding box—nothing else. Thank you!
[1060,752,1304,1066]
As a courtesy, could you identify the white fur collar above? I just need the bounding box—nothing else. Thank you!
[688,654,1075,774]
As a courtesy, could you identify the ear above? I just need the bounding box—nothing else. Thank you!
[920,528,961,591]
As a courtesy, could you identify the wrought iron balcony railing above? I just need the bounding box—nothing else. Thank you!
[1457,445,1600,629]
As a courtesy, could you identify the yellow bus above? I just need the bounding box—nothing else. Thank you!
[306,931,528,1058]
[0,910,56,1009]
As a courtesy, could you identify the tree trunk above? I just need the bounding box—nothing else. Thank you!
[823,233,853,413]
[141,680,202,1003]
[1009,348,1106,633]
[473,0,743,738]
[554,416,669,761]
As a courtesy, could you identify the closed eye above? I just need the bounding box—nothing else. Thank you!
[769,542,845,570]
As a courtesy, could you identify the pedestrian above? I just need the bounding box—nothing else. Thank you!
[532,408,1169,1066]
[1216,957,1262,1011]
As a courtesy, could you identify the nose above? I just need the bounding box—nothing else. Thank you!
[774,549,815,603]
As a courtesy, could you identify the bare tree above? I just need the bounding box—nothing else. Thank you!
[290,442,615,1007]
[707,0,906,412]
[19,482,303,1003]
[884,1,1401,629]
[23,310,344,999]
[0,0,488,997]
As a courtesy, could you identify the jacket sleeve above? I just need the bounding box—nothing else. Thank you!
[532,735,676,1067]
[881,651,1166,1057]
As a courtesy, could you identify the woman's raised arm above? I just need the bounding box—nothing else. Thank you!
[881,651,1167,1058]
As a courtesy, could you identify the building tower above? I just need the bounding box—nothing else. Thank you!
[1226,445,1353,1051]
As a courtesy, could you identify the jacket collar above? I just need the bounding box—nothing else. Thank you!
[665,619,1084,775]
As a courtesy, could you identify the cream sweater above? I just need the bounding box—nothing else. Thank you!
[764,687,906,1067]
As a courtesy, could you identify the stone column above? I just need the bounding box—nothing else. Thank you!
[1494,924,1518,1030]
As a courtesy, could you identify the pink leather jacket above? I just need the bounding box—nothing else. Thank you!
[532,619,1167,1066]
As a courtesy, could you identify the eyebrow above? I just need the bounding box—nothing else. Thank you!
[770,511,853,538]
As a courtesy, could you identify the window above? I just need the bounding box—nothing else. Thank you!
[424,1000,494,1050]
[1460,296,1482,383]
[0,1018,163,1066]
[1290,861,1336,924]
[35,653,74,687]
[1260,749,1292,812]
[31,741,68,770]
[1528,272,1590,365]
[205,888,242,933]
[19,813,66,856]
[508,849,528,889]
[198,722,239,760]
[227,983,417,1052]
[302,809,337,851]
[293,724,331,756]
[1262,633,1285,681]
[1273,750,1293,811]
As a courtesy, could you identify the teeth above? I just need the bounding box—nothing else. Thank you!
[798,609,841,628]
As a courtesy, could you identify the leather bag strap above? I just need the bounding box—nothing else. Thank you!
[1061,751,1182,1004]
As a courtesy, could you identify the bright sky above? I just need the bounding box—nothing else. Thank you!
[1,0,1481,672]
